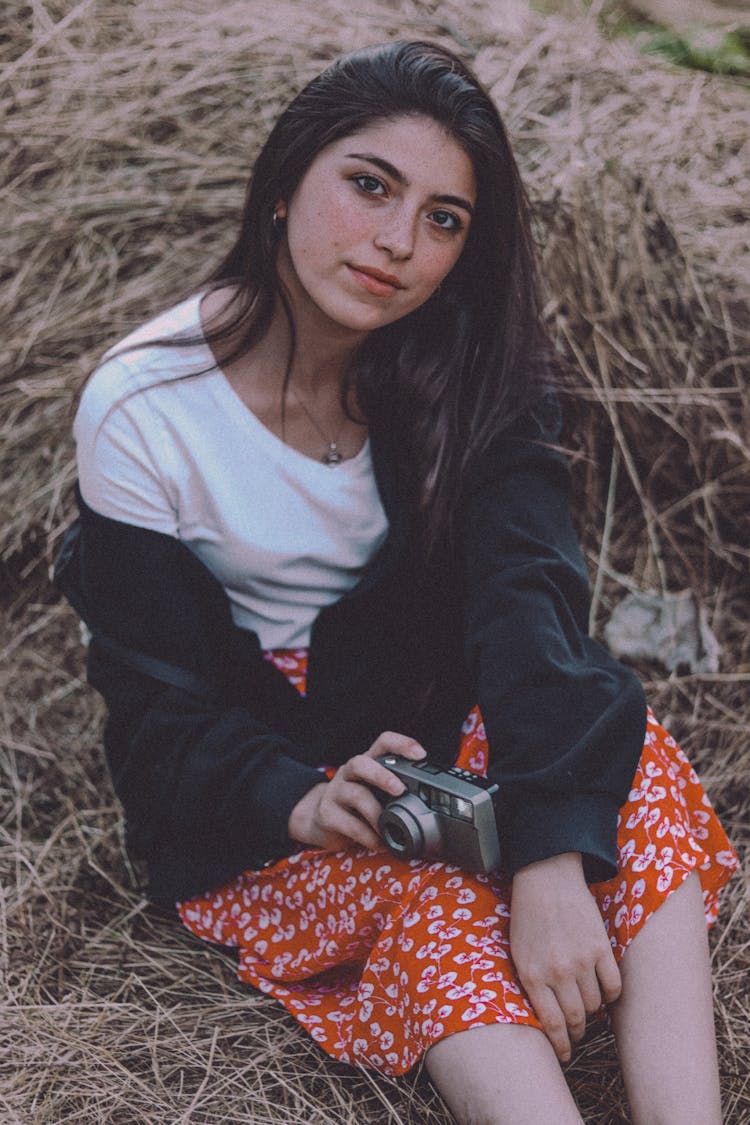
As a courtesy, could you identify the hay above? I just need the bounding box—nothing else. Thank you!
[2,0,748,1120]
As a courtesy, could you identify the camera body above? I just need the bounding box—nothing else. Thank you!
[378,755,502,874]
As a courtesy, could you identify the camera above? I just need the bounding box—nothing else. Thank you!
[377,755,502,874]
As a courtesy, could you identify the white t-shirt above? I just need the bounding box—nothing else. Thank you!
[74,292,389,649]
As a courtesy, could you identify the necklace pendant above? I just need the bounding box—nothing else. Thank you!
[323,443,342,466]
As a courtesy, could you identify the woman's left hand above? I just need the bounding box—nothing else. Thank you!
[509,852,622,1063]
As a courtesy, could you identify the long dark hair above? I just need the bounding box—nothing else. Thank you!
[112,41,558,552]
[204,40,557,550]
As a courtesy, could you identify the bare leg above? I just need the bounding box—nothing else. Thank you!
[610,871,722,1125]
[424,1023,584,1125]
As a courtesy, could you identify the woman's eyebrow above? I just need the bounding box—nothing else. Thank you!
[345,152,475,216]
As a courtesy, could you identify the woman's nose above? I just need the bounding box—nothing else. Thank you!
[373,208,416,260]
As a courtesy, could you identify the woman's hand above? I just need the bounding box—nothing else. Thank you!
[510,852,622,1063]
[287,732,427,852]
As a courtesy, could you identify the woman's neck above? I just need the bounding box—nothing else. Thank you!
[263,303,361,398]
[199,285,368,463]
[201,283,364,399]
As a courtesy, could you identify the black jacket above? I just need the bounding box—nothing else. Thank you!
[57,399,646,904]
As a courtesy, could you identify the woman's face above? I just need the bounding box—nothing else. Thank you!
[276,114,477,339]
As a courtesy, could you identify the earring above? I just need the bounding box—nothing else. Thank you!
[273,202,287,229]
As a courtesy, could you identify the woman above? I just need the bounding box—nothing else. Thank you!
[60,40,736,1124]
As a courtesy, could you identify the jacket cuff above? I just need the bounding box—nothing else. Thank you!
[240,754,328,855]
[505,792,622,883]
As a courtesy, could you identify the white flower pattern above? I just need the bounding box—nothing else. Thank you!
[178,655,738,1078]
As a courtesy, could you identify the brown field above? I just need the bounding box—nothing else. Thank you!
[2,1,748,1121]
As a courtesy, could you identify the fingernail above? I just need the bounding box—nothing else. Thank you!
[413,745,427,757]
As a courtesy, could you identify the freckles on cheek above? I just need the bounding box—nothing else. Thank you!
[330,202,369,242]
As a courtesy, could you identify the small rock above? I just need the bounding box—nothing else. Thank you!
[604,588,720,674]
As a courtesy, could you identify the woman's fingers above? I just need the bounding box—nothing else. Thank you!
[318,771,398,847]
[529,956,622,1063]
[288,780,383,852]
[577,945,622,1012]
[317,798,382,851]
[339,753,401,795]
[365,731,427,762]
[318,732,427,850]
[577,966,606,1017]
[291,732,426,852]
[344,737,426,800]
[596,949,623,1005]
[331,775,388,831]
[528,978,597,1062]
[556,981,588,1044]
[527,985,573,1062]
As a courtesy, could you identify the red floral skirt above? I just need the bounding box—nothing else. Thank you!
[178,650,738,1076]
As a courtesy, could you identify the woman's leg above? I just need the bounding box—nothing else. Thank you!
[610,871,722,1125]
[425,1023,584,1125]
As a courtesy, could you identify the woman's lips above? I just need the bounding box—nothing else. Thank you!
[347,264,403,297]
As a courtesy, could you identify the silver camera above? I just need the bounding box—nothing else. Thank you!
[378,755,502,874]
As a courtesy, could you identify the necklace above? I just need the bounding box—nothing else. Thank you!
[289,385,344,466]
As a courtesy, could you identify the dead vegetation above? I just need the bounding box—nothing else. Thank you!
[2,0,748,1121]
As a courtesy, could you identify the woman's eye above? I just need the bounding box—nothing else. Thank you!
[353,174,387,195]
[429,209,462,232]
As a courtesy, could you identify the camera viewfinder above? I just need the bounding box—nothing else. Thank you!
[452,796,474,821]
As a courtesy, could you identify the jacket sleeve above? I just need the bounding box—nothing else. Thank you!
[460,399,646,882]
[63,494,328,904]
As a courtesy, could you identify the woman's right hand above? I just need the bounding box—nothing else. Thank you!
[287,732,427,851]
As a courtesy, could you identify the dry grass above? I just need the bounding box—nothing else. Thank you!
[2,0,748,1121]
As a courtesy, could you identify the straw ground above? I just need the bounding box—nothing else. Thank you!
[2,1,748,1121]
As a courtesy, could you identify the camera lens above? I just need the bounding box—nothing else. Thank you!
[379,793,441,861]
[382,820,410,852]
